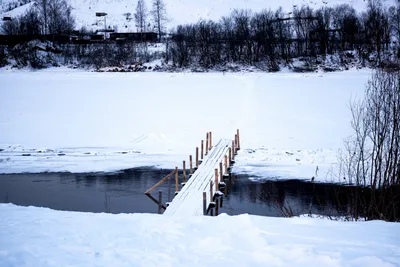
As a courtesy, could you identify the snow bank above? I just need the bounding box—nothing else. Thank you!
[0,204,399,267]
[0,68,371,182]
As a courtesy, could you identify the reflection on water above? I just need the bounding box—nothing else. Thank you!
[0,168,173,214]
[220,175,356,217]
[0,169,363,217]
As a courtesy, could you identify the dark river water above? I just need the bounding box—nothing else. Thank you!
[0,168,358,217]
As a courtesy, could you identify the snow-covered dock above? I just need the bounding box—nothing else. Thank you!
[164,137,234,216]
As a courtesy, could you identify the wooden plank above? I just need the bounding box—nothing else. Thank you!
[145,193,167,210]
[145,169,177,194]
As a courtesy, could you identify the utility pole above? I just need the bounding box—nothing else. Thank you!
[96,12,108,39]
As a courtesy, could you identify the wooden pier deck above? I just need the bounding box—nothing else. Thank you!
[163,138,231,216]
[145,130,240,216]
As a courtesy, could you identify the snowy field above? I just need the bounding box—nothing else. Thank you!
[0,68,371,182]
[0,203,399,267]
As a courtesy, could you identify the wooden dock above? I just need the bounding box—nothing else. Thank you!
[164,138,232,216]
[145,130,240,216]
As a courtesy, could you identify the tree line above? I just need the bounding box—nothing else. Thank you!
[1,0,168,40]
[2,0,75,35]
[1,0,399,71]
[132,0,168,41]
[168,0,400,70]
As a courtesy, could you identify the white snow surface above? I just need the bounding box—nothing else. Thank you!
[1,0,397,33]
[0,68,370,182]
[0,204,399,267]
[0,1,34,17]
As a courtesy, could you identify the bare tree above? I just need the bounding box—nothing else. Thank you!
[35,0,49,34]
[1,18,20,35]
[151,0,167,41]
[34,0,75,34]
[388,3,400,57]
[339,70,400,221]
[1,8,41,35]
[135,0,148,33]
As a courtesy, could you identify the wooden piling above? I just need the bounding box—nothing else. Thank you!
[201,140,204,160]
[189,155,193,175]
[232,140,236,159]
[168,176,171,202]
[205,133,209,155]
[183,161,186,182]
[209,131,212,149]
[237,129,240,150]
[215,198,219,216]
[210,180,213,203]
[175,167,179,193]
[234,134,238,151]
[158,190,162,214]
[229,147,232,163]
[196,147,199,168]
[224,155,228,174]
[203,192,207,215]
[219,162,223,181]
[215,168,219,192]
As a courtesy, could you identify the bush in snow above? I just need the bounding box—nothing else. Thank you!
[10,40,61,69]
[0,46,8,67]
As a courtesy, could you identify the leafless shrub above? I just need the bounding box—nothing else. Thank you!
[339,70,400,221]
[0,46,8,67]
[271,200,295,217]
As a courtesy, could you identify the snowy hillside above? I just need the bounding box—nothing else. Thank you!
[1,0,397,33]
[0,0,32,13]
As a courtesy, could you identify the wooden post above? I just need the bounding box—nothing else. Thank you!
[209,131,212,149]
[203,192,207,215]
[189,155,193,175]
[229,147,232,163]
[234,134,238,151]
[205,133,209,155]
[215,168,219,192]
[196,147,199,168]
[201,140,204,160]
[168,176,171,202]
[232,140,236,159]
[210,180,213,203]
[219,162,223,181]
[215,198,219,216]
[224,155,228,174]
[158,190,162,214]
[175,167,179,193]
[183,161,186,182]
[237,129,240,150]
